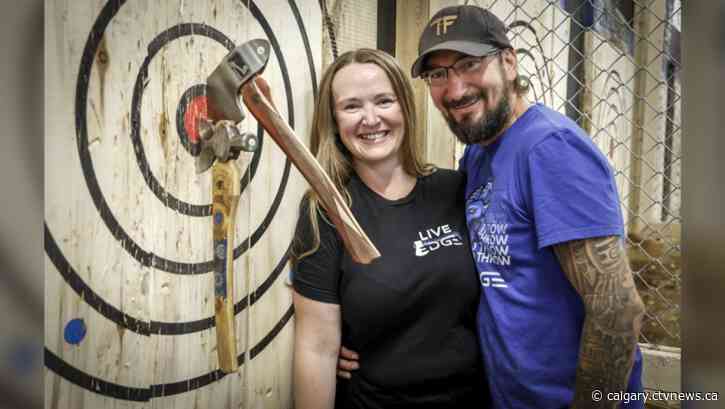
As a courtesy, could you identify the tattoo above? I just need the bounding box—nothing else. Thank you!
[553,236,645,409]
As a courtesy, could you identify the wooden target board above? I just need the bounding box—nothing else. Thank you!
[45,1,321,408]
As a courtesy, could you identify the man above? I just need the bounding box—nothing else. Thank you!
[339,5,645,409]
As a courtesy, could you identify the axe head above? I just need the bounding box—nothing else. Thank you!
[206,38,271,124]
[195,119,259,174]
[196,39,270,173]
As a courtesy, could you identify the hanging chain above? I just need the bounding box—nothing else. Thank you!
[320,0,339,60]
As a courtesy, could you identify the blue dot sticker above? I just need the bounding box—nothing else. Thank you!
[64,318,87,345]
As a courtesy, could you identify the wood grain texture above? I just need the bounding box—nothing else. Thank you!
[45,1,321,408]
[212,160,241,373]
[395,0,432,164]
[629,0,673,231]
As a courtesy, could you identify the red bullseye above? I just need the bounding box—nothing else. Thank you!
[184,95,208,143]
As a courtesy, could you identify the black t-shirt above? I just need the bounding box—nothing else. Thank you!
[293,169,489,409]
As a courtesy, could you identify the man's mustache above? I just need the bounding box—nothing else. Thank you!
[443,92,484,110]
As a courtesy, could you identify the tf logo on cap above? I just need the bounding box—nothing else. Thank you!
[411,5,513,78]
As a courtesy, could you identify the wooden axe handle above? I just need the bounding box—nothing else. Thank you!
[212,160,240,373]
[241,77,380,264]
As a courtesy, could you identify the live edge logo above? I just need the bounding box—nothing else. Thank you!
[414,224,464,257]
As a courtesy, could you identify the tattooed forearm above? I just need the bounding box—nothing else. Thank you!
[553,236,645,409]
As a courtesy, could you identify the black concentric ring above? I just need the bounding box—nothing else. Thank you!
[45,223,291,335]
[131,23,266,217]
[47,0,318,397]
[75,17,294,274]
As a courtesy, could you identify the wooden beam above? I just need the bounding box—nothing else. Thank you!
[377,0,396,55]
[395,0,430,163]
[564,0,590,127]
[395,0,459,169]
[629,0,668,233]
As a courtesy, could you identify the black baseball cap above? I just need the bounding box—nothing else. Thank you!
[411,5,512,78]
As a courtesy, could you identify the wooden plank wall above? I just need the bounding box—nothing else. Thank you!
[45,1,321,408]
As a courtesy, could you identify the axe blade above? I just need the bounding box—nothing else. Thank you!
[206,38,271,123]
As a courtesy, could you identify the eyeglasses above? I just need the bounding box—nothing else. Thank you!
[421,51,501,87]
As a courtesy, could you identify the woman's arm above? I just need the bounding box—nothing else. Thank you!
[293,290,342,409]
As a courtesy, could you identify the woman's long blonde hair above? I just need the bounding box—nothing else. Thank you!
[292,48,434,262]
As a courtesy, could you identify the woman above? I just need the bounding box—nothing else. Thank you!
[292,48,488,409]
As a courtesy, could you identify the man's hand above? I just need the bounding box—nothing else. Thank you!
[336,346,359,379]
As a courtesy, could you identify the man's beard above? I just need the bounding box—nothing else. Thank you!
[444,84,513,146]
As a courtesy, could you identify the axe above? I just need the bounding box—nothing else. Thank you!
[201,39,380,373]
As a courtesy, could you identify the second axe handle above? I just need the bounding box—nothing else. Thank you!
[241,77,380,264]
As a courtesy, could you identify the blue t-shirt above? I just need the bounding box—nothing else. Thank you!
[459,103,643,409]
